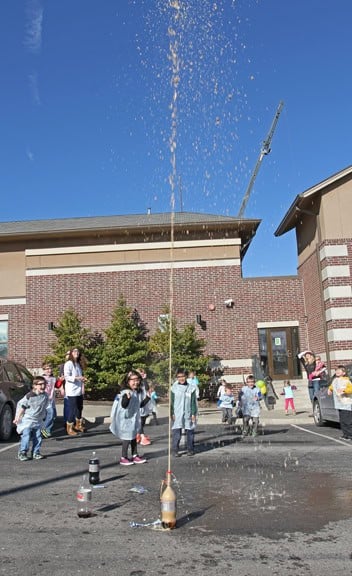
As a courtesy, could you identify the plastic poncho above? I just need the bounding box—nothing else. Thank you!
[109,388,141,440]
[171,381,197,430]
[240,385,261,418]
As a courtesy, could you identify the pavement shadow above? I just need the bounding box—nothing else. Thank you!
[96,499,131,513]
[177,506,213,528]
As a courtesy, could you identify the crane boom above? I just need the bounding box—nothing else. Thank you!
[237,100,284,218]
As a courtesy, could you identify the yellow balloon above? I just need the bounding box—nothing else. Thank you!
[256,380,265,388]
[256,380,266,395]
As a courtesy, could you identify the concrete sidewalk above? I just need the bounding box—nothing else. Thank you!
[56,384,313,426]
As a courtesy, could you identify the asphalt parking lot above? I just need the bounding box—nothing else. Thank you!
[1,398,352,576]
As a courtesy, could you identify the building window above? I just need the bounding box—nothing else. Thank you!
[0,321,8,358]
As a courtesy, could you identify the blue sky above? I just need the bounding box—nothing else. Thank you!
[0,0,351,277]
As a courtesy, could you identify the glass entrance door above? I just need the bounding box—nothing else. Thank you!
[258,327,300,380]
[270,329,290,378]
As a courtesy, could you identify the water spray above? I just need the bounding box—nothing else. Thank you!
[158,0,182,531]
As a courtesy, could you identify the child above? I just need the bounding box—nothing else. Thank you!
[41,363,57,437]
[187,370,200,400]
[312,355,327,384]
[218,384,234,424]
[149,384,159,425]
[328,365,352,440]
[136,368,152,446]
[283,380,296,415]
[109,370,149,465]
[216,378,227,400]
[171,368,198,457]
[13,376,49,461]
[239,374,262,437]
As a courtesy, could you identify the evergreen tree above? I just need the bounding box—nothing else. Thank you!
[100,295,149,387]
[148,310,211,392]
[44,308,90,373]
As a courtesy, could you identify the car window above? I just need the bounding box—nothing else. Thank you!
[3,362,22,383]
[16,366,33,387]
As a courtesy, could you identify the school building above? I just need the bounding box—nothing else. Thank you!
[0,165,351,382]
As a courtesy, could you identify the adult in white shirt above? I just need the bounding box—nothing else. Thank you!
[64,348,87,436]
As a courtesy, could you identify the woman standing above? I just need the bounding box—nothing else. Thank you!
[298,350,317,404]
[64,348,87,436]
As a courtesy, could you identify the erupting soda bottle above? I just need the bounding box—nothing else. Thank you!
[76,474,92,518]
[88,451,100,485]
[160,472,176,529]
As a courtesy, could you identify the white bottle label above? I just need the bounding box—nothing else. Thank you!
[77,488,92,502]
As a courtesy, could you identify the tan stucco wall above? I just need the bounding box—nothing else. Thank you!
[26,244,241,269]
[296,215,319,265]
[297,179,352,266]
[320,182,352,239]
[0,252,26,297]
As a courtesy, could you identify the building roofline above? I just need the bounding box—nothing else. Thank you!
[274,165,352,237]
[0,211,260,235]
[0,211,261,257]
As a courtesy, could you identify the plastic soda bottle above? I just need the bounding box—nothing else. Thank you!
[76,474,92,518]
[88,451,100,485]
[160,472,176,529]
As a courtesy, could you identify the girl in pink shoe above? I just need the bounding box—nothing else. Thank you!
[283,380,296,415]
[110,370,150,466]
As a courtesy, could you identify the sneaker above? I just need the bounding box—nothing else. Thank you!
[41,429,51,438]
[132,455,147,464]
[172,451,181,458]
[140,435,151,446]
[33,453,45,460]
[18,451,29,461]
[187,451,195,456]
[120,457,134,466]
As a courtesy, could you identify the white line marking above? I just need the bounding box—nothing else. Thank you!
[291,423,352,446]
[0,442,19,453]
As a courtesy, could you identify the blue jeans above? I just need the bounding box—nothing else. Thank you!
[63,397,69,423]
[67,395,84,423]
[172,428,195,453]
[308,379,321,403]
[20,426,42,455]
[43,404,57,432]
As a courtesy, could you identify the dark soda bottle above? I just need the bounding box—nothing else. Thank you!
[89,451,100,485]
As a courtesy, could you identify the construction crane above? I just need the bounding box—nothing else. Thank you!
[237,100,284,218]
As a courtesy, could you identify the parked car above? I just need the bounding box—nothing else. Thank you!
[0,358,33,440]
[313,364,352,427]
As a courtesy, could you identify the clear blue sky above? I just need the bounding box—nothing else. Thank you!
[0,0,351,277]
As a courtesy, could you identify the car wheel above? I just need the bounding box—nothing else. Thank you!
[313,399,326,427]
[0,404,14,441]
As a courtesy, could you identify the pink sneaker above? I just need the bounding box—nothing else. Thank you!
[120,457,134,466]
[133,455,147,464]
[140,435,151,446]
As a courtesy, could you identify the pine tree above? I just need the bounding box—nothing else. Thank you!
[148,310,210,392]
[100,295,149,387]
[44,308,91,373]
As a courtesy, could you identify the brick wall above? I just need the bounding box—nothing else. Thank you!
[6,265,306,372]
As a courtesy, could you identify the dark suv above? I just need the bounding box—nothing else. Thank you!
[0,358,33,440]
[313,364,352,427]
